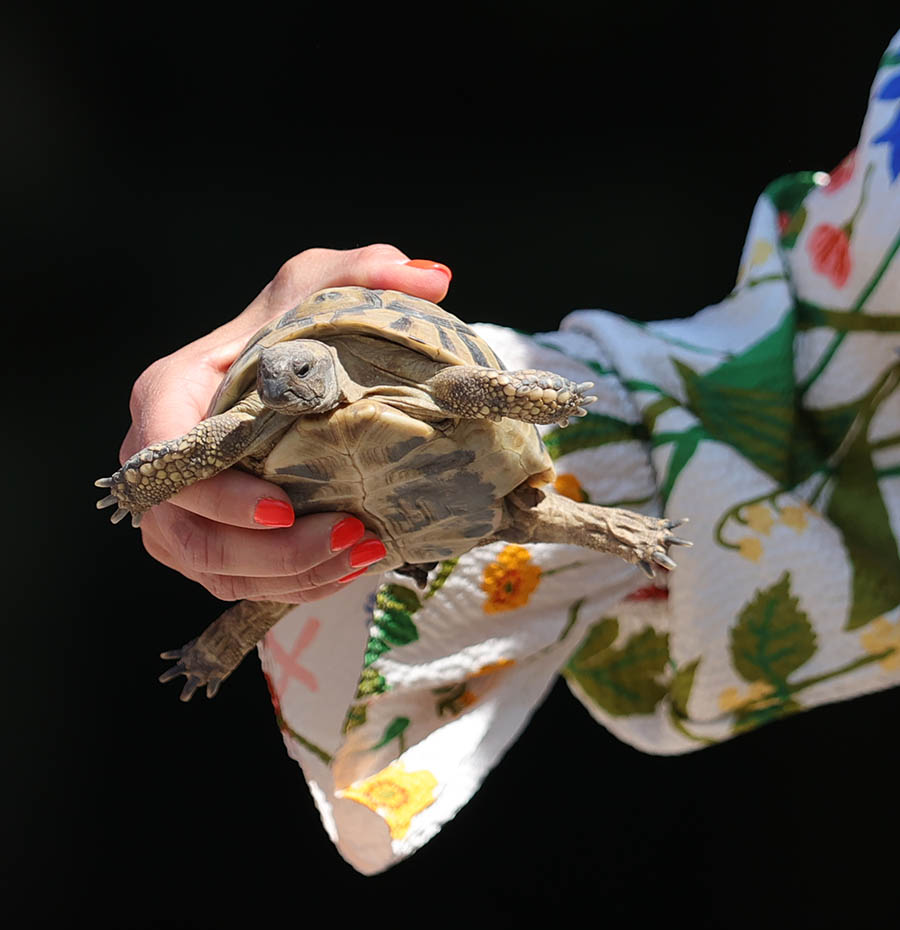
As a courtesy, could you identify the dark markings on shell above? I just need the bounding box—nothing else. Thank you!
[460,333,489,368]
[438,327,456,354]
[273,460,334,480]
[384,299,481,339]
[388,315,413,332]
[385,434,428,461]
[383,454,498,537]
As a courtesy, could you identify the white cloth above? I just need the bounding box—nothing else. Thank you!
[259,32,900,874]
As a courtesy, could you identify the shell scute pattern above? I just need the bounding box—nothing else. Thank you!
[211,288,504,416]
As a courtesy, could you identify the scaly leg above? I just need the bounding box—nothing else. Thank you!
[430,365,597,426]
[95,394,289,527]
[159,599,294,701]
[500,484,691,578]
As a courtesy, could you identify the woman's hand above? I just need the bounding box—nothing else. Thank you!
[118,244,452,603]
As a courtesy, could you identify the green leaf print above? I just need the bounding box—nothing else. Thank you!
[372,716,410,751]
[827,436,900,630]
[543,413,648,461]
[730,573,816,688]
[567,620,670,716]
[674,315,796,484]
[765,172,819,212]
[779,205,807,250]
[669,658,700,718]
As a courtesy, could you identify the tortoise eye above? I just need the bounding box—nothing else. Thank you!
[294,362,311,377]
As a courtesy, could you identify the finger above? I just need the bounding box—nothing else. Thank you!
[254,575,373,604]
[150,470,298,529]
[197,534,386,600]
[157,508,371,578]
[257,244,453,325]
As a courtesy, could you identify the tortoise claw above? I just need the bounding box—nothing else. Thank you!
[638,559,655,578]
[651,550,677,571]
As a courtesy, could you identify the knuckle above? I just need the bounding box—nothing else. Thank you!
[203,573,240,602]
[167,512,225,575]
[357,242,405,268]
[273,249,330,288]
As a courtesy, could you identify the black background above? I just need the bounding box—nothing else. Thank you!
[4,3,900,927]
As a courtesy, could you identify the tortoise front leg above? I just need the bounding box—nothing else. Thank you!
[95,394,288,527]
[500,484,691,578]
[429,365,598,426]
[159,599,294,701]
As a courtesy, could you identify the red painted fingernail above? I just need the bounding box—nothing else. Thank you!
[253,498,295,527]
[338,568,368,584]
[330,516,365,551]
[349,539,387,568]
[405,259,452,281]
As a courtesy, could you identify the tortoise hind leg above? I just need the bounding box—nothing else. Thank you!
[499,484,691,578]
[429,365,598,426]
[160,600,294,701]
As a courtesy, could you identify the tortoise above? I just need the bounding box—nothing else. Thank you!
[96,286,689,700]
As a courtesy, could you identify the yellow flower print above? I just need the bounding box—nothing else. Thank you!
[743,503,775,535]
[718,680,776,713]
[482,545,542,613]
[860,617,900,672]
[338,762,438,840]
[554,473,587,502]
[779,505,809,532]
[750,239,774,267]
[738,537,763,562]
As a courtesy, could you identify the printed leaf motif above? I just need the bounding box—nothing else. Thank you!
[372,716,410,750]
[543,412,648,461]
[364,635,391,667]
[827,434,900,629]
[779,205,807,250]
[669,658,700,718]
[654,425,704,504]
[764,172,819,216]
[730,573,816,687]
[567,620,670,716]
[374,584,421,645]
[674,315,796,484]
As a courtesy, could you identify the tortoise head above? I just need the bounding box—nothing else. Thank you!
[256,340,344,414]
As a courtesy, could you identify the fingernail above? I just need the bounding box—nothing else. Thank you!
[330,516,365,551]
[405,259,452,281]
[349,539,387,568]
[338,567,368,584]
[254,498,295,527]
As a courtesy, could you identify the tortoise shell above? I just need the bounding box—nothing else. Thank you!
[209,287,505,416]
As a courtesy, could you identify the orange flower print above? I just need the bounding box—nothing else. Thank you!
[554,473,588,502]
[482,544,542,613]
[807,223,852,288]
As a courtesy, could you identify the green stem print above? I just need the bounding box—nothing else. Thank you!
[799,218,900,396]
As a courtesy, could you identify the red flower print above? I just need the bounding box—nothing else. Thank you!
[625,585,669,601]
[823,149,856,194]
[777,211,792,236]
[807,223,852,288]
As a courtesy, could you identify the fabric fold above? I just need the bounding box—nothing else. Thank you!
[258,30,900,873]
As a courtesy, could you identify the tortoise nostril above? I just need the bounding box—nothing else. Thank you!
[295,362,311,377]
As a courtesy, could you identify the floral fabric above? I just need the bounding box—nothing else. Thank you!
[258,33,900,874]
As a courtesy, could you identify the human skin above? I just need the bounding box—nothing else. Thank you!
[119,244,452,604]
